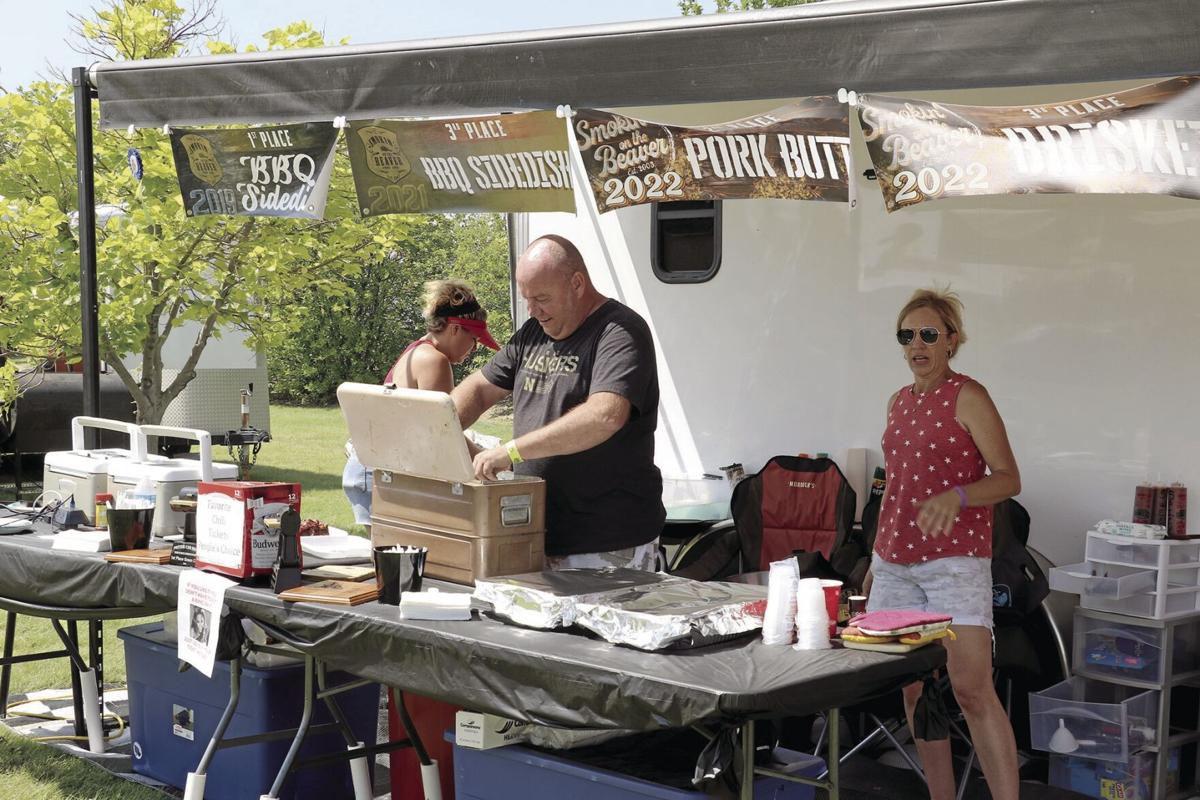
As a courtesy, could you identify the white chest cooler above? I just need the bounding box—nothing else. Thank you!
[107,425,238,536]
[42,417,147,523]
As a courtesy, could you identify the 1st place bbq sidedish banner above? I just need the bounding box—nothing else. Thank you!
[347,111,574,216]
[860,75,1200,212]
[574,99,851,214]
[171,123,338,219]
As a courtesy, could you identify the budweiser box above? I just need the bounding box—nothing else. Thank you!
[195,481,301,580]
[455,711,530,750]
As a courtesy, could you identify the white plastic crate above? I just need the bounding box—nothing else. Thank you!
[1076,532,1200,619]
[1029,676,1157,763]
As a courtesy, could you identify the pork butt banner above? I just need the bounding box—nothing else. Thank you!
[860,75,1200,212]
[171,123,338,219]
[347,111,575,216]
[573,99,852,213]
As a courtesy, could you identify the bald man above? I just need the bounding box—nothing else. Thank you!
[452,235,665,570]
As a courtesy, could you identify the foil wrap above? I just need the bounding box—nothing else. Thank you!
[475,568,767,650]
[574,579,767,651]
[473,568,666,629]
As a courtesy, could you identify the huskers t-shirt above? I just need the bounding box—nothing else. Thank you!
[482,299,665,556]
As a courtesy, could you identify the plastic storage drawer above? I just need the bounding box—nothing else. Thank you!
[1029,676,1157,763]
[1049,749,1179,800]
[452,738,825,800]
[119,622,379,800]
[1049,562,1156,599]
[1085,532,1200,568]
[1082,590,1200,619]
[1073,614,1200,685]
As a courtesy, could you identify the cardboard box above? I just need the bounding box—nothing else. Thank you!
[455,711,530,750]
[195,481,301,580]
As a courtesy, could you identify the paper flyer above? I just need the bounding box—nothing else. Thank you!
[177,568,235,677]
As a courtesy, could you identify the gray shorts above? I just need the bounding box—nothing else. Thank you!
[867,553,994,630]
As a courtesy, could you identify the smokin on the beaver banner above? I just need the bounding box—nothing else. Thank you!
[860,75,1200,212]
[346,110,575,216]
[573,100,851,213]
[171,123,338,219]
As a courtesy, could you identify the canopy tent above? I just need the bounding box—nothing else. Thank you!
[90,0,1200,129]
[73,0,1200,422]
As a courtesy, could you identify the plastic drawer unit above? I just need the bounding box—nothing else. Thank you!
[119,622,379,800]
[452,738,825,800]
[1066,532,1200,619]
[1030,676,1158,763]
[1073,614,1200,686]
[1049,748,1180,800]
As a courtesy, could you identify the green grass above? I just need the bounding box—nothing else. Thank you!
[0,725,169,799]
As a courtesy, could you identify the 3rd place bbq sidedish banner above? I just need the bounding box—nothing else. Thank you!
[860,75,1200,212]
[574,99,851,213]
[171,123,338,219]
[347,111,575,216]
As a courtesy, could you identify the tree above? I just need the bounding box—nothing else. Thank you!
[679,0,824,13]
[0,0,413,421]
[268,215,512,406]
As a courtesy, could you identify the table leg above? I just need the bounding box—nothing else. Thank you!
[185,658,242,800]
[828,708,840,800]
[65,620,84,737]
[264,654,316,800]
[740,719,755,800]
[1,610,16,718]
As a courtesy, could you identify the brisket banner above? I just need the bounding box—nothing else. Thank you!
[347,111,574,216]
[573,99,851,213]
[171,123,338,219]
[859,76,1200,212]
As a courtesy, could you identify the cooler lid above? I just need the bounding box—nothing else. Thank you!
[108,457,238,483]
[337,382,474,483]
[43,450,125,475]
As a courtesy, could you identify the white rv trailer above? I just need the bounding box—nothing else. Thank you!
[87,0,1199,568]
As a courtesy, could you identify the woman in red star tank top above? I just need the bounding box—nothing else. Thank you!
[866,288,1022,800]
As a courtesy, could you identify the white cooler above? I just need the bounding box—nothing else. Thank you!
[107,425,238,536]
[42,417,147,523]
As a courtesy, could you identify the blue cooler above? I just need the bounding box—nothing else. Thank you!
[451,734,824,800]
[119,622,379,800]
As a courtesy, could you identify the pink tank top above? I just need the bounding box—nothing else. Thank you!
[382,339,433,385]
[876,374,993,564]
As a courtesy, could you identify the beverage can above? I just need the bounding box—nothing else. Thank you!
[1133,483,1154,524]
[1168,483,1188,539]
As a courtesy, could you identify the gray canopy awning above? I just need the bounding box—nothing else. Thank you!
[92,0,1200,129]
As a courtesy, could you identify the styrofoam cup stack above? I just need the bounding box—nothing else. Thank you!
[762,558,800,645]
[793,578,831,650]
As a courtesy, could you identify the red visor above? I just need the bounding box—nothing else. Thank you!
[447,316,501,351]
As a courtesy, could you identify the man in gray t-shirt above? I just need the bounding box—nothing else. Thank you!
[451,235,664,565]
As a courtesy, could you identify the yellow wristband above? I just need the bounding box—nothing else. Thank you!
[504,439,523,465]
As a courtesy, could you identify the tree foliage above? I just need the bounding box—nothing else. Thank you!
[0,0,412,421]
[268,215,512,406]
[679,0,823,14]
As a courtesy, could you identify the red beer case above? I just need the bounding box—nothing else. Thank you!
[195,481,302,579]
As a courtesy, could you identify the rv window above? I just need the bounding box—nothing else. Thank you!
[651,200,721,283]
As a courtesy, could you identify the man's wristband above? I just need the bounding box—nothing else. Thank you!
[504,440,523,465]
[953,485,968,507]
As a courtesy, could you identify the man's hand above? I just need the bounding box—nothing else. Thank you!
[473,446,513,481]
[916,490,960,538]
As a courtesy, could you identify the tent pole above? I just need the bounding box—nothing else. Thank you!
[73,67,101,443]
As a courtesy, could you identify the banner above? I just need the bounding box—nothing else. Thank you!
[859,76,1200,212]
[170,123,338,219]
[573,100,851,214]
[347,111,574,216]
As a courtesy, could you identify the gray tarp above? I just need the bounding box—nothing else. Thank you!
[91,0,1200,129]
[0,533,944,730]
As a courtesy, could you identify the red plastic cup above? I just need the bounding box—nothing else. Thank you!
[820,579,843,637]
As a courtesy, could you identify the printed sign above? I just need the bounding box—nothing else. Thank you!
[859,75,1200,212]
[170,123,338,219]
[347,111,575,215]
[177,569,234,678]
[573,100,851,213]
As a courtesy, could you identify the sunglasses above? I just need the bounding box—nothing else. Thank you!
[896,327,951,346]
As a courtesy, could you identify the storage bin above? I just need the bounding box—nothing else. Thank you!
[119,622,379,800]
[1050,562,1156,599]
[1086,531,1200,569]
[1029,676,1157,763]
[1082,589,1200,619]
[452,735,825,800]
[1073,613,1200,685]
[1049,749,1179,800]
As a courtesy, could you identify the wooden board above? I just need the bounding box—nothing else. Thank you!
[337,383,474,483]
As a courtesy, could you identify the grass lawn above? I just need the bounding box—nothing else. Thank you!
[0,726,168,799]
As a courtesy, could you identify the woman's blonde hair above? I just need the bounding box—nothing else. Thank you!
[896,287,967,357]
[422,279,487,333]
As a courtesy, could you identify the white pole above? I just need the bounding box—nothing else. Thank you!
[183,773,207,800]
[420,760,443,800]
[78,669,105,753]
[349,741,372,800]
